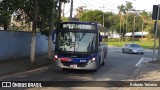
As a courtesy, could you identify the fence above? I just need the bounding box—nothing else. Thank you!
[0,30,53,61]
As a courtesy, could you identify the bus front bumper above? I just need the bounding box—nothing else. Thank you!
[55,60,97,70]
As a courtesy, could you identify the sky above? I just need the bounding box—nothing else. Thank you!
[64,0,160,17]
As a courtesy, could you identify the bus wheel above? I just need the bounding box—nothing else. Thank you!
[93,58,100,71]
[102,60,105,65]
[62,68,68,71]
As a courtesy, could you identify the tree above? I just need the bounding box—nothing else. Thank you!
[117,4,125,42]
[140,11,149,38]
[74,6,86,18]
[0,0,69,62]
[79,10,115,29]
[37,0,69,60]
[0,0,22,30]
[30,0,38,63]
[125,1,133,42]
[80,10,103,23]
[47,0,57,60]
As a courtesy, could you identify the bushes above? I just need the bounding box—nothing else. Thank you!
[108,37,158,49]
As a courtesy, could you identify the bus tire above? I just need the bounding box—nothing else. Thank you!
[102,60,105,65]
[93,58,100,71]
[62,68,68,71]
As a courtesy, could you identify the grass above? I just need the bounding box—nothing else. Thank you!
[107,38,159,49]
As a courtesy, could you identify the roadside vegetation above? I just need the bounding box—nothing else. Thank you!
[0,0,159,60]
[108,38,158,49]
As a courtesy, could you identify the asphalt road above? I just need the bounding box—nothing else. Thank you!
[0,46,154,90]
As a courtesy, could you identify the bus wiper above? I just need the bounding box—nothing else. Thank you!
[79,32,86,41]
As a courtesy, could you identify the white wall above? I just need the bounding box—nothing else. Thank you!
[0,31,53,61]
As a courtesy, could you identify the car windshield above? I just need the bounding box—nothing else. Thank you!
[57,31,97,52]
[130,44,141,48]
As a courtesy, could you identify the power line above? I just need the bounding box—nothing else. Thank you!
[64,0,120,17]
[79,0,93,8]
[92,0,118,8]
[78,0,118,11]
[86,0,95,8]
[103,0,119,6]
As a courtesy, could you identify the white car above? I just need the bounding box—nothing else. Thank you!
[122,44,144,54]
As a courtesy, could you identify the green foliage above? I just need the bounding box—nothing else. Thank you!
[0,0,21,30]
[108,38,158,49]
[0,0,154,39]
[80,10,103,22]
[0,0,69,34]
[79,10,117,30]
[125,1,133,10]
[62,17,69,22]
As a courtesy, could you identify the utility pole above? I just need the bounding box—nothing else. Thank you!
[153,4,160,61]
[132,15,136,43]
[125,13,128,42]
[70,0,73,21]
[58,0,62,21]
[102,6,104,27]
[30,0,38,63]
[62,2,65,20]
[132,0,136,43]
[99,6,105,26]
[141,22,144,39]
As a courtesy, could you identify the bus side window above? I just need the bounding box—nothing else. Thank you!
[99,33,102,44]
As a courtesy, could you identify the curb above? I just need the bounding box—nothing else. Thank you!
[0,62,52,77]
[130,63,147,80]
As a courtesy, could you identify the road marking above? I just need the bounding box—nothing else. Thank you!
[135,57,152,67]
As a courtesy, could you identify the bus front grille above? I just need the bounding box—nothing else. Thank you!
[61,61,87,67]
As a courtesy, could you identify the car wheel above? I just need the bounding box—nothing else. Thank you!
[122,49,125,53]
[129,50,132,54]
[62,68,68,71]
[141,52,144,54]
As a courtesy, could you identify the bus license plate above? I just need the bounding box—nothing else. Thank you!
[70,64,77,68]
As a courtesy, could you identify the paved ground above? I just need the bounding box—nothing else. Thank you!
[0,46,160,90]
[126,60,160,90]
[0,55,52,77]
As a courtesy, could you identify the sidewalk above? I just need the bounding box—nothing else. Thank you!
[137,61,160,81]
[128,61,160,90]
[0,55,53,77]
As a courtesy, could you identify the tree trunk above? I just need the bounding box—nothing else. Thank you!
[141,22,144,39]
[62,2,65,20]
[58,1,62,22]
[119,18,121,43]
[3,21,8,31]
[48,0,56,60]
[70,0,73,21]
[125,13,128,42]
[48,26,54,60]
[30,0,38,63]
[122,19,125,41]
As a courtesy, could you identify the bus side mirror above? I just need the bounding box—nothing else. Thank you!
[99,33,102,42]
[52,30,56,44]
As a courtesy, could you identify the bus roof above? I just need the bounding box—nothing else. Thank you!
[59,21,107,32]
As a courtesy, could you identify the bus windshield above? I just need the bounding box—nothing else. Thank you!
[57,31,97,53]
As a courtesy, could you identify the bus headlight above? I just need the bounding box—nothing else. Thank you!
[92,58,96,61]
[88,58,96,64]
[54,55,58,60]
